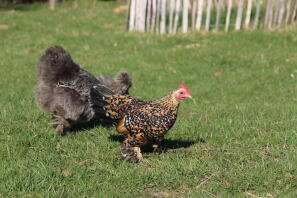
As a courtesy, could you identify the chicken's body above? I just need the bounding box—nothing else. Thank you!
[91,84,191,161]
[35,46,132,134]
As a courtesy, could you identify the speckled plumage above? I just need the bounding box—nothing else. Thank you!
[91,85,186,161]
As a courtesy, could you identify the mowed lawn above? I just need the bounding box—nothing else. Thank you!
[1,1,297,197]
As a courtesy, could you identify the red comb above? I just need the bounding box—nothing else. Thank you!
[178,84,190,93]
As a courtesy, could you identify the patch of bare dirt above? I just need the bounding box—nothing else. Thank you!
[0,24,9,30]
[113,5,127,13]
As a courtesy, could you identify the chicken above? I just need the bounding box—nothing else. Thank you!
[35,46,132,134]
[96,72,132,95]
[90,84,192,161]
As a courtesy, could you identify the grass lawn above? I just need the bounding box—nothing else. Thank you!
[1,1,297,197]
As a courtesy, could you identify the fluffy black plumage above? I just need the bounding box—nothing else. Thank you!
[35,46,132,134]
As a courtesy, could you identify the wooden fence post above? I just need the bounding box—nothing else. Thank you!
[291,0,297,22]
[215,0,222,31]
[253,0,262,29]
[136,0,147,32]
[49,0,56,10]
[196,0,204,31]
[264,0,272,29]
[169,0,175,33]
[192,0,197,30]
[156,0,161,33]
[173,0,181,34]
[205,0,212,32]
[160,0,167,34]
[272,0,279,27]
[151,0,157,32]
[128,0,136,31]
[245,0,253,29]
[225,0,232,32]
[235,0,244,31]
[126,0,131,30]
[269,0,276,29]
[182,0,189,33]
[135,0,139,31]
[146,0,152,31]
[285,0,292,25]
[277,0,286,27]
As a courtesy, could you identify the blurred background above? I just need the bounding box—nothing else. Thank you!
[1,0,297,197]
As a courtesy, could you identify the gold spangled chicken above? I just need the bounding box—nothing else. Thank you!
[90,84,192,161]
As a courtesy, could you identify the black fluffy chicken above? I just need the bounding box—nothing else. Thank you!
[35,46,132,134]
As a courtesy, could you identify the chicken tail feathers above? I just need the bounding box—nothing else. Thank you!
[92,84,115,96]
[90,85,122,119]
[95,72,132,95]
[90,85,112,108]
[91,84,139,119]
[111,72,133,95]
[115,72,132,88]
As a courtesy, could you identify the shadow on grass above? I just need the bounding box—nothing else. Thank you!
[0,2,45,11]
[109,134,205,153]
[66,118,115,135]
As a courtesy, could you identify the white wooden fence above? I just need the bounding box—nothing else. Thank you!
[127,0,297,34]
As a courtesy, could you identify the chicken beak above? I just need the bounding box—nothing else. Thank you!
[187,95,192,99]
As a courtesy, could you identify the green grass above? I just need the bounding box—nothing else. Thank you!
[1,1,297,197]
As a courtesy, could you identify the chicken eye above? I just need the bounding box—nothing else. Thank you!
[180,91,184,95]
